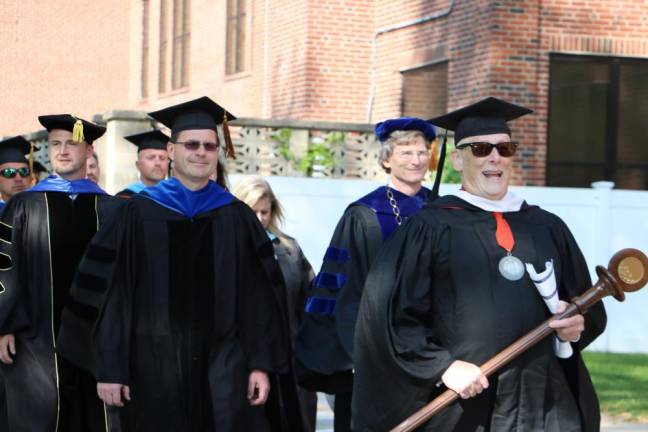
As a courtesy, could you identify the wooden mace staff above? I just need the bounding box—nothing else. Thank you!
[392,248,648,432]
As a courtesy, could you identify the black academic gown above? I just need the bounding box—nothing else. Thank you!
[115,188,136,199]
[352,195,607,432]
[295,186,429,394]
[0,190,120,432]
[270,235,318,431]
[61,192,293,432]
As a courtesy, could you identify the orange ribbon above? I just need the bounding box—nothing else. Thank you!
[493,212,514,253]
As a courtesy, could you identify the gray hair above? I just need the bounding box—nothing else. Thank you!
[378,130,431,173]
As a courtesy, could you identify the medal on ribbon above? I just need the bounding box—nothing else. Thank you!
[493,211,525,281]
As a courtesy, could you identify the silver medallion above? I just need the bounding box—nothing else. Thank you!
[498,254,525,281]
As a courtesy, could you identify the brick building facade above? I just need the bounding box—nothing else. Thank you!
[1,0,647,188]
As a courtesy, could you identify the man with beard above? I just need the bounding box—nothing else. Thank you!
[62,97,293,431]
[0,115,118,431]
[116,130,170,197]
[0,136,32,214]
[352,97,606,432]
[295,118,437,431]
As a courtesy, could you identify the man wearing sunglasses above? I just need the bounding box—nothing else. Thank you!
[0,135,33,430]
[352,97,606,432]
[0,115,120,432]
[59,97,295,431]
[0,136,32,214]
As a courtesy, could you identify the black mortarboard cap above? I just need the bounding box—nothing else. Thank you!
[426,97,532,202]
[0,136,31,165]
[124,130,170,152]
[147,96,236,134]
[148,96,237,158]
[38,114,106,144]
[428,97,532,144]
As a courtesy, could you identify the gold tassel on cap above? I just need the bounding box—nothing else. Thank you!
[72,119,85,143]
[222,112,236,160]
[428,138,439,172]
[28,142,35,174]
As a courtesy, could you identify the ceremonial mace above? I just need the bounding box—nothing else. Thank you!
[392,248,648,432]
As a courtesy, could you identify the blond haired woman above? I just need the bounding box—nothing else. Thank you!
[232,175,317,432]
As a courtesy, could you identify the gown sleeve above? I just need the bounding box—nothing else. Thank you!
[56,198,126,374]
[550,215,607,349]
[91,202,138,384]
[0,197,29,335]
[545,211,607,432]
[352,213,454,431]
[295,205,382,389]
[235,203,291,374]
[293,241,315,329]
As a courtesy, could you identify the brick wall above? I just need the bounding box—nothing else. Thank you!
[371,0,648,186]
[300,0,373,122]
[3,0,647,186]
[0,1,130,135]
[493,0,648,185]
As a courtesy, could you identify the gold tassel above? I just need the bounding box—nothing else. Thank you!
[222,112,236,160]
[72,119,85,143]
[428,138,439,172]
[28,142,35,174]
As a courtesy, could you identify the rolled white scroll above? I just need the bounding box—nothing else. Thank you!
[525,260,573,358]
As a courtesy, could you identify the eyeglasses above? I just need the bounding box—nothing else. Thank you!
[393,150,431,160]
[173,141,219,152]
[0,167,31,179]
[456,141,519,158]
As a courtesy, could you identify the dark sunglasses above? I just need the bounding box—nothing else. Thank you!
[173,141,219,152]
[456,141,518,158]
[0,167,31,179]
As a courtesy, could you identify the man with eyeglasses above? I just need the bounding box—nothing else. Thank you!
[352,97,606,432]
[0,115,120,432]
[295,118,437,431]
[0,136,32,214]
[116,130,170,198]
[59,97,292,431]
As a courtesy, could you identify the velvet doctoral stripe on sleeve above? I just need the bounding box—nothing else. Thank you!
[91,200,138,384]
[83,195,294,431]
[56,197,127,376]
[294,204,382,393]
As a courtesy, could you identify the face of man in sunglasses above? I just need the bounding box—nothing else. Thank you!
[451,133,513,201]
[0,162,29,201]
[49,129,94,180]
[168,129,219,189]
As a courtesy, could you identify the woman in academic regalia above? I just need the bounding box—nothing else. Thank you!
[233,175,318,432]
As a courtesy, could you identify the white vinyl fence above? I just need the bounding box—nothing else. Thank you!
[230,175,648,353]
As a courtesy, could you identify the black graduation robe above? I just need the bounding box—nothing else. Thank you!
[352,195,607,432]
[115,189,136,199]
[60,189,293,432]
[270,235,318,431]
[296,186,429,394]
[0,190,120,432]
